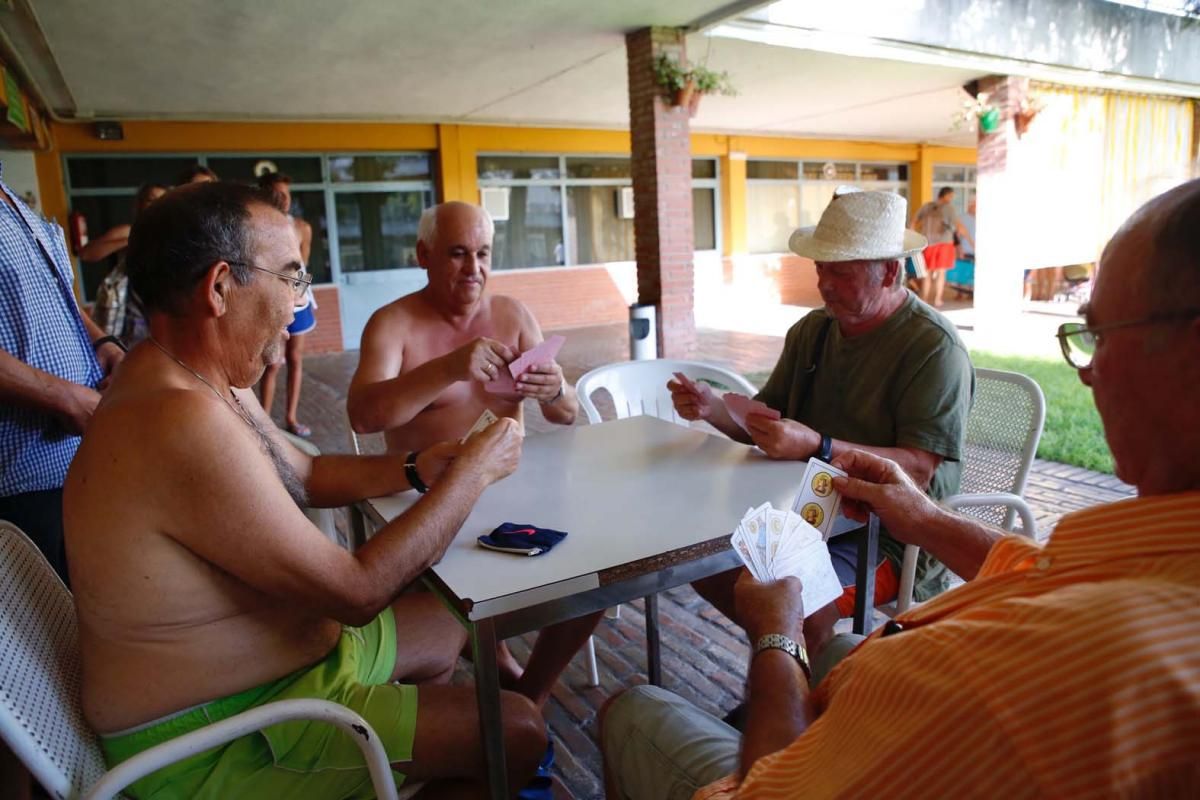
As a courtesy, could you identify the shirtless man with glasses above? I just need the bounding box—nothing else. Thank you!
[64,182,545,799]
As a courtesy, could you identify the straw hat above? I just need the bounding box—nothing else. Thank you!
[788,189,926,262]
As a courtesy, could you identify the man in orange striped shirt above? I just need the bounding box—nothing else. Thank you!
[602,179,1200,798]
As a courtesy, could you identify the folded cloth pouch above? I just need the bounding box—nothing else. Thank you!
[477,523,568,556]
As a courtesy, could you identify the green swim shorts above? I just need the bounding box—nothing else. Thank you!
[100,607,418,799]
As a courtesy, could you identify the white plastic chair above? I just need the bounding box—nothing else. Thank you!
[576,359,758,426]
[0,520,404,800]
[574,359,760,686]
[893,368,1046,613]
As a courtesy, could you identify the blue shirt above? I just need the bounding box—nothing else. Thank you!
[0,163,102,496]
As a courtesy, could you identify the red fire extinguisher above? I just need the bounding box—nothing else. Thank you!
[68,210,88,255]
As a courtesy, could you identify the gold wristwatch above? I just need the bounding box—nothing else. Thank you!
[753,633,811,679]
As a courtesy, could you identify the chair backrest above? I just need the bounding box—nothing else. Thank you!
[347,417,387,457]
[0,521,109,799]
[575,359,758,426]
[958,368,1046,529]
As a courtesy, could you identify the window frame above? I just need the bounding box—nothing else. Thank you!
[744,158,911,254]
[476,152,722,272]
[62,151,437,300]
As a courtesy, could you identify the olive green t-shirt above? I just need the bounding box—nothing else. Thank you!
[755,291,975,599]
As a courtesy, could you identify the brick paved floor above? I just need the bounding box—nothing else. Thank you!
[267,323,1133,799]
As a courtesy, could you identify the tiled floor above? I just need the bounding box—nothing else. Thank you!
[269,323,1133,799]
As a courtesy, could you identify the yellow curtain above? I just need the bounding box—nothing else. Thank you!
[1019,83,1194,268]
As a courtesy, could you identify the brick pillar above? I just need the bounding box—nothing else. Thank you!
[973,76,1029,345]
[626,27,695,359]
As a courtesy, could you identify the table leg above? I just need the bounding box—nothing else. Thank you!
[645,593,662,687]
[852,514,879,636]
[470,618,508,799]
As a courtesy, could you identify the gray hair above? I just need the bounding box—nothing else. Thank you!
[417,202,495,248]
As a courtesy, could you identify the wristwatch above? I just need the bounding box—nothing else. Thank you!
[404,451,429,494]
[540,378,566,405]
[753,633,811,679]
[816,433,833,463]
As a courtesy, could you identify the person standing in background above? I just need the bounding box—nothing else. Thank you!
[257,172,315,437]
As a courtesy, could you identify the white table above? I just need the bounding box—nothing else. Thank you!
[362,415,876,797]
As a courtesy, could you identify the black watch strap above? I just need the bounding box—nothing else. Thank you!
[405,450,429,494]
[92,334,127,353]
[818,433,833,462]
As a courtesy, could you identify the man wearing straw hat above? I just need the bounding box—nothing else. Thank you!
[671,189,974,658]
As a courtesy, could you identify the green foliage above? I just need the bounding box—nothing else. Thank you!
[652,54,737,97]
[746,351,1114,474]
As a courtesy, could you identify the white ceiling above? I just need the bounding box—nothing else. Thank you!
[20,0,981,145]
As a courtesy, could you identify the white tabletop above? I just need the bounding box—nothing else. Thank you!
[366,415,809,619]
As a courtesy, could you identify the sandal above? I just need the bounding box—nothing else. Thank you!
[285,422,312,438]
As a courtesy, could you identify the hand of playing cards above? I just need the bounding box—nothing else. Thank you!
[729,503,843,618]
[485,335,566,395]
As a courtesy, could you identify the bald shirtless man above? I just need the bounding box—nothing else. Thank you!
[348,201,598,707]
[64,183,544,799]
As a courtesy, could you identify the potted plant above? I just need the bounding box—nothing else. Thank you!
[653,54,736,116]
[1014,95,1046,137]
[952,91,1000,135]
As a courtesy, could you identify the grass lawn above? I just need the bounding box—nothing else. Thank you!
[746,352,1113,474]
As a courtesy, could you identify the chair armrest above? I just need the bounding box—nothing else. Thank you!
[943,492,1037,539]
[894,493,1035,614]
[83,698,399,800]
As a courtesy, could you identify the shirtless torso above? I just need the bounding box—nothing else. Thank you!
[65,347,339,733]
[360,291,540,453]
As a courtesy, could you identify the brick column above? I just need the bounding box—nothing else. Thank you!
[973,76,1029,344]
[626,27,695,359]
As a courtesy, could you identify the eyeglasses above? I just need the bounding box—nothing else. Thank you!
[1056,308,1200,370]
[228,261,312,300]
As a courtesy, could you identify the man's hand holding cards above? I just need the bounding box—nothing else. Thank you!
[729,503,842,617]
[722,392,780,432]
[459,408,524,444]
[667,372,715,421]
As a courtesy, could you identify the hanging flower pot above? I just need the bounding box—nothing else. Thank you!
[673,80,696,111]
[687,88,702,117]
[978,107,1001,134]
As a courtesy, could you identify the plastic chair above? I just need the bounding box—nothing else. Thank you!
[893,368,1046,613]
[574,359,759,685]
[0,520,404,800]
[575,359,758,426]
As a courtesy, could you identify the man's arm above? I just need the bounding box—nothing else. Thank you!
[78,224,131,262]
[347,308,513,434]
[832,449,1002,579]
[160,393,523,626]
[734,572,813,778]
[0,347,100,434]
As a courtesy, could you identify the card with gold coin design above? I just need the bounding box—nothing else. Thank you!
[791,457,846,540]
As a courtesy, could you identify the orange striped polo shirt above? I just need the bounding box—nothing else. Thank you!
[697,491,1200,799]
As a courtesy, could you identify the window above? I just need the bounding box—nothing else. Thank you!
[63,153,435,300]
[932,165,977,218]
[477,154,720,270]
[746,160,910,253]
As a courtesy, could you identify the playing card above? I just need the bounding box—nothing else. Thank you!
[722,392,781,432]
[672,371,701,393]
[460,408,499,444]
[770,535,844,617]
[730,525,767,581]
[791,457,847,539]
[508,335,565,380]
[483,368,520,396]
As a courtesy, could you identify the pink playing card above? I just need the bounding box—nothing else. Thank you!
[508,335,566,380]
[484,369,520,395]
[723,392,781,432]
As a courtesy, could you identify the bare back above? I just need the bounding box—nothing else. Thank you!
[358,291,538,452]
[65,347,341,733]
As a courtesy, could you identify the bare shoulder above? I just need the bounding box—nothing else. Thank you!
[488,294,542,348]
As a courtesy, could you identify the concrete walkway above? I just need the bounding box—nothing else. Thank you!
[272,322,1132,799]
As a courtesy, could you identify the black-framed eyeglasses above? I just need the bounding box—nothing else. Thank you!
[1056,309,1200,370]
[228,261,312,300]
